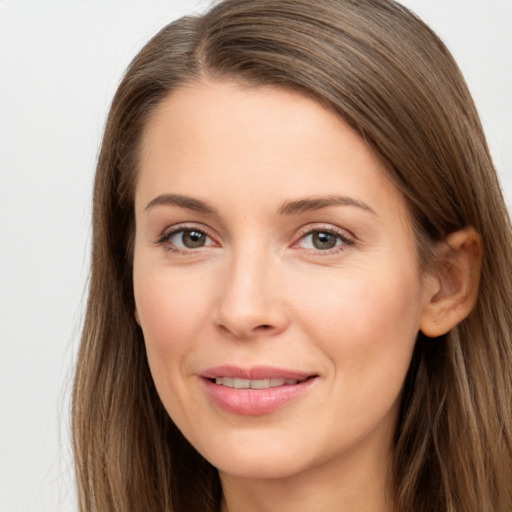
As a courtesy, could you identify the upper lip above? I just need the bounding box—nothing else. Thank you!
[200,365,315,381]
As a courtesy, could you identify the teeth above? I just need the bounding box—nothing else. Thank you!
[234,378,250,389]
[214,377,299,389]
[251,378,271,389]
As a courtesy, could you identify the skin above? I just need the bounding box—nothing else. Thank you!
[132,79,441,512]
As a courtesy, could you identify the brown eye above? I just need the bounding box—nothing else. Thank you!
[296,228,353,253]
[312,231,339,250]
[167,229,213,249]
[182,230,206,248]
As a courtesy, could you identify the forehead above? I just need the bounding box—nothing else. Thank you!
[136,79,408,225]
[140,80,349,166]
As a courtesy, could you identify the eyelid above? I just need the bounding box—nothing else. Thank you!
[156,223,219,250]
[292,224,356,252]
[155,222,355,254]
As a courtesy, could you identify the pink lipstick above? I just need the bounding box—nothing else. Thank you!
[200,366,318,416]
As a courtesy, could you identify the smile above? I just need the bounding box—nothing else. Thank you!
[201,367,318,415]
[214,377,303,389]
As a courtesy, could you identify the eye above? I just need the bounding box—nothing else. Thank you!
[296,228,353,252]
[160,228,216,250]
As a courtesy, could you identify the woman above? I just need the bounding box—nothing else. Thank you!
[72,0,512,511]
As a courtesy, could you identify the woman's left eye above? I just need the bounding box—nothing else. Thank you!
[296,229,353,251]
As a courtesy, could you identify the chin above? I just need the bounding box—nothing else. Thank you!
[189,426,342,481]
[215,453,312,481]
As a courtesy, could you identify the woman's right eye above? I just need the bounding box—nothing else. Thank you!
[160,228,216,250]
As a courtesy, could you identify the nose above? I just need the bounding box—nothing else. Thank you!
[215,249,290,339]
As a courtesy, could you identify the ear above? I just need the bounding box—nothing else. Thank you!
[420,227,482,337]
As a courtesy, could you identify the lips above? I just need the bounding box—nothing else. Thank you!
[200,366,318,415]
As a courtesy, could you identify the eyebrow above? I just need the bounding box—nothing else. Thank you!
[145,193,217,214]
[278,195,376,216]
[144,193,376,216]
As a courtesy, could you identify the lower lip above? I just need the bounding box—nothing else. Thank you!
[202,377,317,416]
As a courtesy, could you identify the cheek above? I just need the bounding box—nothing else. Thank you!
[293,264,423,373]
[133,269,214,424]
[293,270,422,438]
[133,269,212,358]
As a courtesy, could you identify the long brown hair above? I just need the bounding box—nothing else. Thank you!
[72,1,512,510]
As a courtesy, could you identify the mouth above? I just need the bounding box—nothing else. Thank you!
[200,366,319,415]
[210,376,312,389]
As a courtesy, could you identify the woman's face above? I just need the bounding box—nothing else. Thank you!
[133,80,434,481]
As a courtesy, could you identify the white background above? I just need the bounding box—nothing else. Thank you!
[0,1,510,511]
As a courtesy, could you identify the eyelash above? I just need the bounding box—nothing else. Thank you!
[293,225,355,254]
[156,224,355,255]
[156,224,218,254]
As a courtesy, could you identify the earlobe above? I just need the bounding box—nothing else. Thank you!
[420,227,482,337]
[134,307,141,326]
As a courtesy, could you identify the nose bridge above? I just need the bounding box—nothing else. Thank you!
[215,241,287,338]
